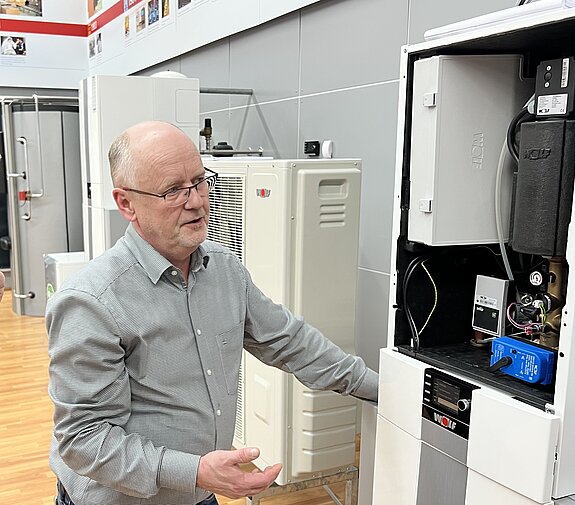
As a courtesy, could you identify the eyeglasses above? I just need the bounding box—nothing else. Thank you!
[123,168,218,207]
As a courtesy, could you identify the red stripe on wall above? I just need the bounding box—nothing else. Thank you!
[88,1,124,35]
[0,18,87,37]
[0,0,127,38]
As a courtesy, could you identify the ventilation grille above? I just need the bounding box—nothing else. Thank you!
[208,175,245,262]
[320,203,346,227]
[208,174,246,447]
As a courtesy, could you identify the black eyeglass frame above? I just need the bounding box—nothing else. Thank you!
[122,167,219,202]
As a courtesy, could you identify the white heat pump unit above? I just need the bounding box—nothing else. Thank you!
[204,157,362,485]
[80,74,200,260]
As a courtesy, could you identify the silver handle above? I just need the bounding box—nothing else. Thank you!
[12,291,35,299]
[6,172,25,179]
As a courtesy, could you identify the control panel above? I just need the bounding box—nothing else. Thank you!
[422,368,479,440]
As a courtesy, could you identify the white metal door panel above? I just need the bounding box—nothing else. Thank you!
[244,167,291,305]
[291,165,361,352]
[467,388,559,503]
[465,470,554,505]
[378,349,426,438]
[552,219,575,498]
[244,352,289,483]
[290,377,357,478]
[409,55,524,246]
[373,414,421,505]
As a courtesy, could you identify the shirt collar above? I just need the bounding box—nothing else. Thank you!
[124,224,210,284]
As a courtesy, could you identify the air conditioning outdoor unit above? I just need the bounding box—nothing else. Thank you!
[204,157,362,485]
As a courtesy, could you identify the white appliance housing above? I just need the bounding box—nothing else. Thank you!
[408,54,529,246]
[1,99,83,316]
[79,74,200,259]
[374,349,559,505]
[375,8,575,505]
[204,157,361,485]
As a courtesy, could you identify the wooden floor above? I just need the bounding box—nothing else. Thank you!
[0,290,359,505]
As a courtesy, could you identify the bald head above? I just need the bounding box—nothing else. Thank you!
[108,121,200,188]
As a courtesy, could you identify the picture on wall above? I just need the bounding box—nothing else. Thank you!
[136,7,146,32]
[178,0,191,8]
[1,35,26,56]
[0,1,42,17]
[124,15,130,37]
[162,0,169,17]
[88,0,102,17]
[88,37,96,58]
[148,0,159,25]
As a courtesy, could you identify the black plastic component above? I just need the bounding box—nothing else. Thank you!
[212,141,234,157]
[535,57,575,118]
[488,356,513,372]
[0,236,10,251]
[511,120,575,256]
[303,140,320,157]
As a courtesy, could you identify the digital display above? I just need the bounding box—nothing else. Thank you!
[432,378,460,414]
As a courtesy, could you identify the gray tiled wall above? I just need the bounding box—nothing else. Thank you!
[136,0,519,372]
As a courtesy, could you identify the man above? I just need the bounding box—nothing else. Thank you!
[47,121,378,505]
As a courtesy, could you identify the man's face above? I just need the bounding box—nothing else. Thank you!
[128,132,209,266]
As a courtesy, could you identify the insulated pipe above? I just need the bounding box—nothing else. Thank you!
[200,148,264,156]
[200,87,254,95]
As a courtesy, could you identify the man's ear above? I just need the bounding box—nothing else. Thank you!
[112,188,137,222]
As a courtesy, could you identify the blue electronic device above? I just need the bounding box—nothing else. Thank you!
[490,336,555,385]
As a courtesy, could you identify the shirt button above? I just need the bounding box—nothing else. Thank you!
[171,270,178,276]
[216,410,221,416]
[207,369,212,376]
[196,329,202,335]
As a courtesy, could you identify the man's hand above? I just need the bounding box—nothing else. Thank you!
[0,271,4,302]
[197,447,282,499]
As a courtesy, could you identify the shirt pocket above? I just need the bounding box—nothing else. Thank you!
[216,322,244,395]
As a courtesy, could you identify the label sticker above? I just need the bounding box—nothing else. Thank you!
[561,58,569,88]
[537,94,568,115]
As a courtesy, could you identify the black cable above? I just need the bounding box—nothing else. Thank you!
[506,106,533,164]
[402,256,428,351]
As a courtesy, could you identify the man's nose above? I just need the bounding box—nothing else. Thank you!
[183,187,204,208]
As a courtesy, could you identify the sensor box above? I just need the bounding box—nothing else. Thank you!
[472,275,509,336]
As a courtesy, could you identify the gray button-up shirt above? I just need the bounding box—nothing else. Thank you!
[47,224,378,505]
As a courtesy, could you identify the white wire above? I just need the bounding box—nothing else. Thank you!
[495,140,515,281]
[495,94,535,282]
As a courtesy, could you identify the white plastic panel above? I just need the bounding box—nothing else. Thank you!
[290,378,357,478]
[465,470,554,505]
[408,55,529,245]
[292,164,361,352]
[244,165,292,304]
[378,348,427,439]
[373,414,421,505]
[244,353,288,483]
[467,388,559,503]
